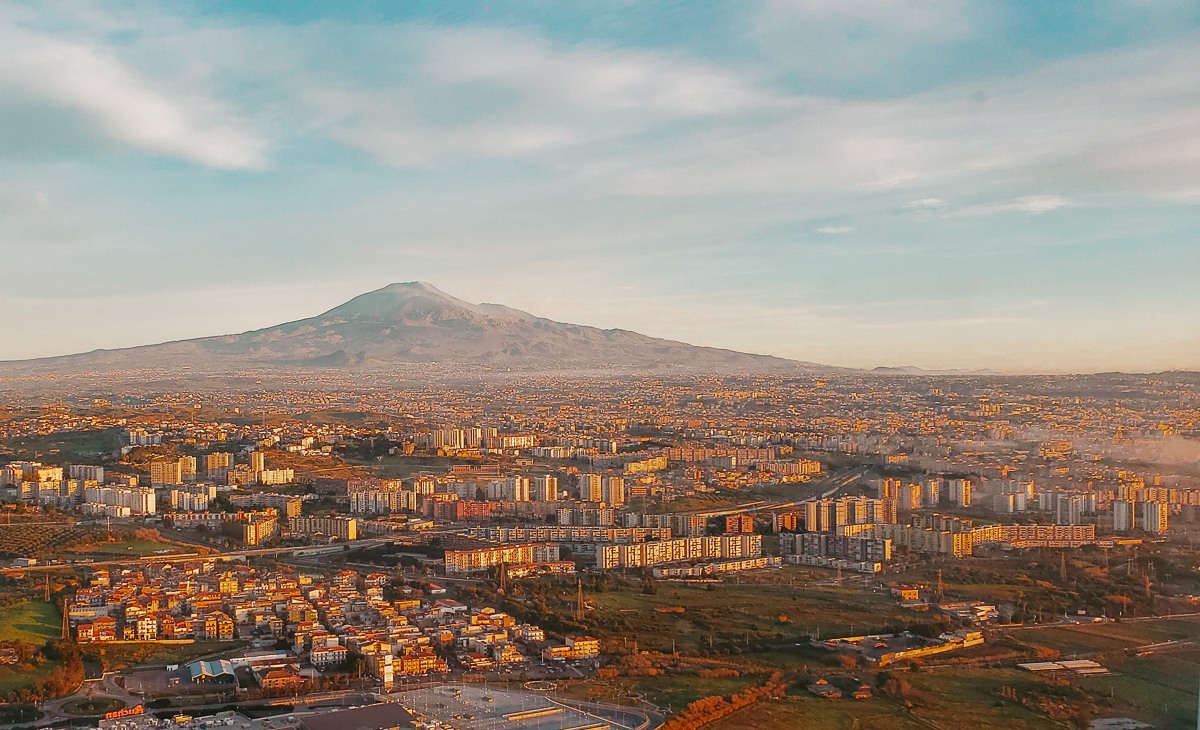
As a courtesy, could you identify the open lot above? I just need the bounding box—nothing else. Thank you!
[0,600,61,644]
[85,640,244,671]
[391,684,648,730]
[1013,615,1200,657]
[0,428,125,464]
[0,658,62,693]
[1012,616,1200,729]
[68,538,185,557]
[561,673,758,713]
[583,572,916,654]
[702,667,1076,730]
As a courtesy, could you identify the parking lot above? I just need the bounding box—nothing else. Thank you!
[390,684,646,730]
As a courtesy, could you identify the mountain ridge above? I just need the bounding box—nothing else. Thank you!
[0,282,841,374]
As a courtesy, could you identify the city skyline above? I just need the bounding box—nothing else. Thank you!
[1,1,1197,372]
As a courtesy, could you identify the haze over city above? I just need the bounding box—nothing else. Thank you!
[2,4,1200,727]
[1,0,1197,372]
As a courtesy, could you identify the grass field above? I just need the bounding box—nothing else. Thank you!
[707,696,930,730]
[83,640,245,671]
[1013,615,1200,656]
[585,577,915,654]
[632,675,759,711]
[0,658,61,693]
[703,667,1072,730]
[559,674,761,711]
[61,698,126,716]
[0,601,62,644]
[905,668,1074,730]
[0,704,43,724]
[1010,617,1200,729]
[1076,651,1200,729]
[0,428,125,463]
[70,539,184,556]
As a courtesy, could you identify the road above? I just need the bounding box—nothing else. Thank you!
[2,537,401,575]
[756,466,872,513]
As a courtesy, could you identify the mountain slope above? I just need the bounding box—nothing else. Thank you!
[2,282,836,373]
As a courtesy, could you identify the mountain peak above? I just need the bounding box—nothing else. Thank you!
[0,282,837,374]
[379,281,445,294]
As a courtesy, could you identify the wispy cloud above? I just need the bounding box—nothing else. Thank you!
[815,225,855,233]
[301,26,777,166]
[0,13,265,169]
[950,195,1074,216]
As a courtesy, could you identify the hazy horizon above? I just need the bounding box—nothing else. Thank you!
[1,1,1197,372]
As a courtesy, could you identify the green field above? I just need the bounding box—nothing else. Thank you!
[704,668,1071,730]
[0,601,62,644]
[1075,652,1200,729]
[1013,616,1200,657]
[632,675,759,712]
[584,577,916,654]
[70,539,184,556]
[707,696,929,730]
[0,428,125,463]
[1010,617,1200,729]
[0,704,43,724]
[0,658,62,693]
[62,697,126,716]
[83,640,245,671]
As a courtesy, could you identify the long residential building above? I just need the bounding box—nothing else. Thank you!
[444,543,561,573]
[842,522,1096,557]
[597,534,761,570]
[465,526,672,544]
[288,516,358,540]
[351,490,418,514]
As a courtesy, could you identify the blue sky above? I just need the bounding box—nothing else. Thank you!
[0,0,1197,372]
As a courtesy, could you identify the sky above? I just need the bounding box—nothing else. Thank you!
[0,0,1197,373]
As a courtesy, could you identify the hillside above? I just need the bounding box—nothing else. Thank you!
[1,282,836,374]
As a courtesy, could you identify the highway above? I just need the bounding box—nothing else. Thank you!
[1,537,401,575]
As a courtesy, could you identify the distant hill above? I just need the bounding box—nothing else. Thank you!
[1,282,840,374]
[871,366,1000,376]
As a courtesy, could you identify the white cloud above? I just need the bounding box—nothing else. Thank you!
[301,26,777,166]
[0,13,265,169]
[903,198,947,209]
[951,195,1074,216]
[581,42,1200,201]
[815,225,855,233]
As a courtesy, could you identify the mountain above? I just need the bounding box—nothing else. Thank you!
[2,282,837,374]
[871,366,1000,376]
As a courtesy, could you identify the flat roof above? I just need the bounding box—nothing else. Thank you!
[299,704,415,730]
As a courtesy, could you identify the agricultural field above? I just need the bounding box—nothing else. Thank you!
[0,601,61,644]
[0,524,102,559]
